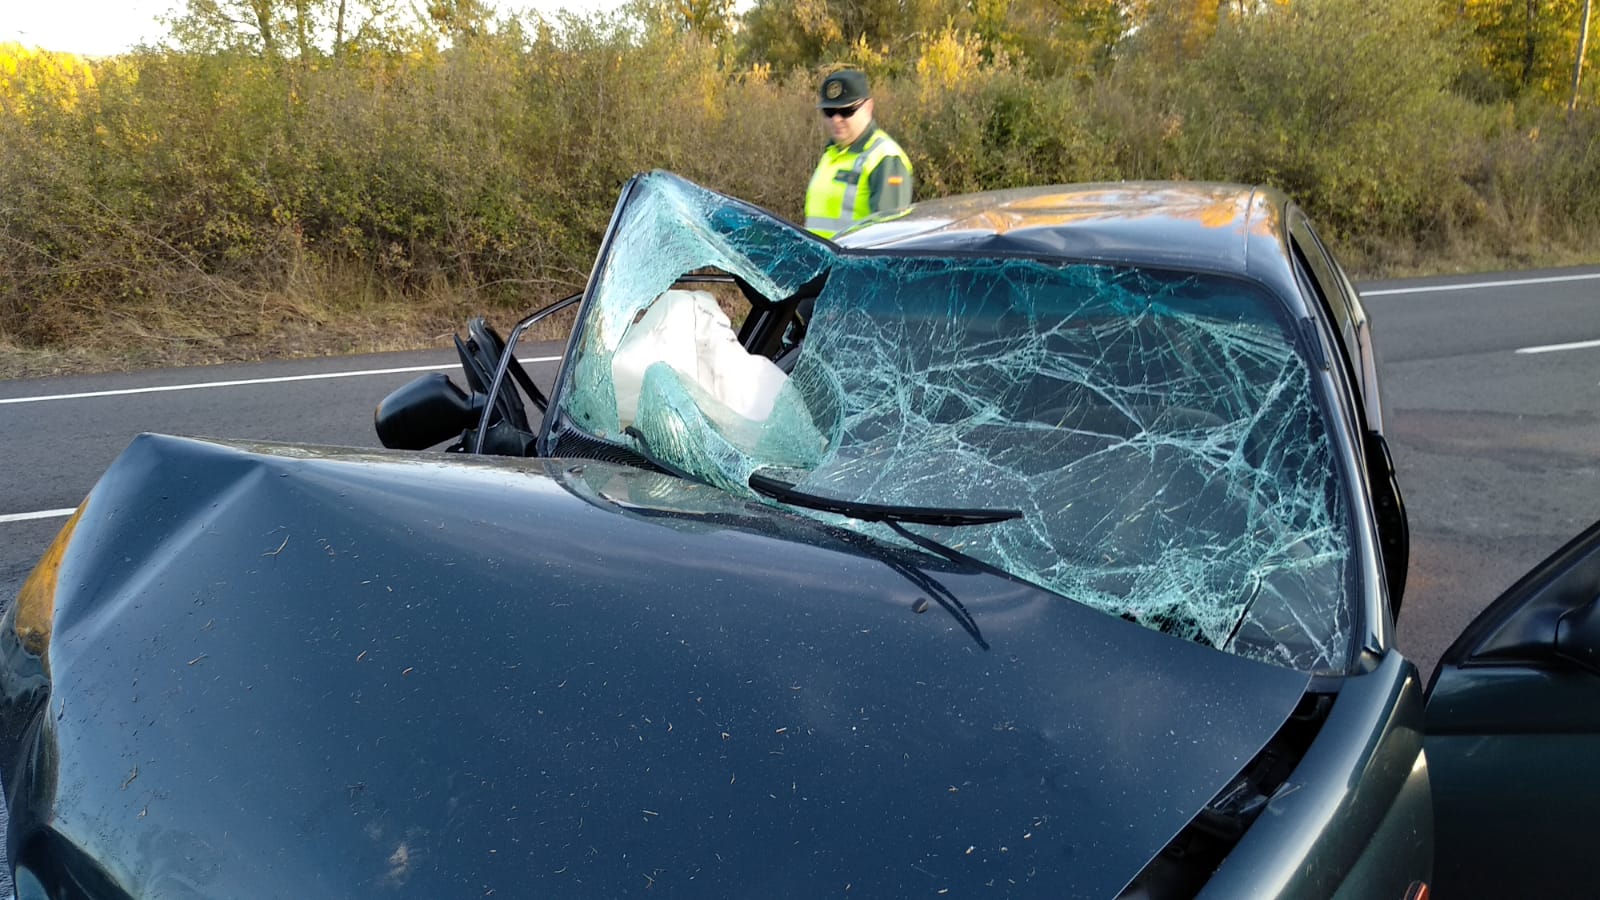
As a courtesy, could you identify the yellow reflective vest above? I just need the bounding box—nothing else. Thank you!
[805,125,913,239]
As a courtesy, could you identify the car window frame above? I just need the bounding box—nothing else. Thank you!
[1285,210,1408,638]
[1287,216,1366,430]
[1287,212,1386,433]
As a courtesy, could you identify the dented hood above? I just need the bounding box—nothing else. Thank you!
[1,435,1310,898]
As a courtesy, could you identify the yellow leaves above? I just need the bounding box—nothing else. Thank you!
[846,33,891,70]
[915,26,988,101]
[1457,0,1595,99]
[0,42,99,116]
[683,65,725,122]
[742,62,772,86]
[1161,111,1183,142]
[791,0,843,46]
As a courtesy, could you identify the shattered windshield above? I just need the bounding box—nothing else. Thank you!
[547,172,1355,673]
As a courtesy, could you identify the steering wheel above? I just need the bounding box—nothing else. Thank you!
[454,318,535,434]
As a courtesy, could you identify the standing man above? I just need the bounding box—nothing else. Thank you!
[805,70,914,239]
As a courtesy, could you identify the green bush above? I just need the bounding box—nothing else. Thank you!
[2,2,1599,366]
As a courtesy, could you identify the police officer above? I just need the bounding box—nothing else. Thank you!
[805,70,914,239]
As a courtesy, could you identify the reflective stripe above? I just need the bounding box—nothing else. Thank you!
[836,133,884,230]
[804,127,912,238]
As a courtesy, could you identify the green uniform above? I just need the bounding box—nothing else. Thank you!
[804,123,914,239]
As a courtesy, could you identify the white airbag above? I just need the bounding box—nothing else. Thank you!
[612,289,789,430]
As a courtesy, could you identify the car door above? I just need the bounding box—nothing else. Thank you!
[1423,518,1600,899]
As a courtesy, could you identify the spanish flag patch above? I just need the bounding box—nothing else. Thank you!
[887,176,904,186]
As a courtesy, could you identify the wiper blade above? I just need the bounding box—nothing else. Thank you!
[748,472,1022,526]
[622,426,705,483]
[879,525,991,650]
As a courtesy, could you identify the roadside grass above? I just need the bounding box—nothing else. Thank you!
[1,229,1595,382]
[1340,230,1600,281]
[0,273,581,381]
[4,3,1598,382]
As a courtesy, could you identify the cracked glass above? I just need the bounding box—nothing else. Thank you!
[549,172,1355,673]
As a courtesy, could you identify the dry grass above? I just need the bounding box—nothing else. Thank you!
[0,274,580,381]
[1330,204,1600,280]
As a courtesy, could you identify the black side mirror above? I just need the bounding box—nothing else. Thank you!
[375,373,485,450]
[1556,595,1600,675]
[1441,518,1600,673]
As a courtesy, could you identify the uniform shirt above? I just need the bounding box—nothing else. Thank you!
[804,123,914,238]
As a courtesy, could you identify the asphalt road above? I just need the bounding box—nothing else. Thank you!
[0,267,1596,889]
[1355,266,1600,676]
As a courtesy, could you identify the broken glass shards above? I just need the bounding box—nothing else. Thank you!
[556,172,1354,672]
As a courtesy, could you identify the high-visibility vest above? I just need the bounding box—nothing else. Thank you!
[805,127,911,239]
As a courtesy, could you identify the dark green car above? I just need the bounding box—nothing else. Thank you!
[3,172,1595,898]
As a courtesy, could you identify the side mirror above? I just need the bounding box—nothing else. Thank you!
[1555,595,1600,675]
[1444,519,1600,673]
[375,373,485,450]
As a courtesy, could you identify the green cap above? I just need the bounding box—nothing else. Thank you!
[818,70,870,110]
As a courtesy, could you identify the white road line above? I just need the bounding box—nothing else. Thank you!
[0,508,76,524]
[0,357,562,405]
[1362,272,1600,296]
[1515,339,1600,355]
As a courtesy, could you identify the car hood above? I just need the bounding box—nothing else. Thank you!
[1,435,1310,899]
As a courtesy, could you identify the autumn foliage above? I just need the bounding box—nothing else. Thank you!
[1,0,1597,369]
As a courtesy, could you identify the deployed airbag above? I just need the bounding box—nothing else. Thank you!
[611,289,789,430]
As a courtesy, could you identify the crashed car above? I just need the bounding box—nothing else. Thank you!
[4,171,1598,898]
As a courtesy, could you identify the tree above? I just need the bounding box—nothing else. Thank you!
[972,0,1127,77]
[669,0,738,39]
[1117,0,1292,63]
[420,0,496,43]
[738,0,843,70]
[738,0,969,70]
[1456,0,1591,98]
[164,0,409,57]
[1572,0,1592,111]
[738,0,1135,75]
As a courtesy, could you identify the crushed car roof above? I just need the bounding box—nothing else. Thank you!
[837,181,1302,303]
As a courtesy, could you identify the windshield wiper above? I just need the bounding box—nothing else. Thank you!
[748,472,1022,527]
[622,426,707,484]
[748,475,1008,650]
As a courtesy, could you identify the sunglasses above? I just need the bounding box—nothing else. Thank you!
[822,102,866,120]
